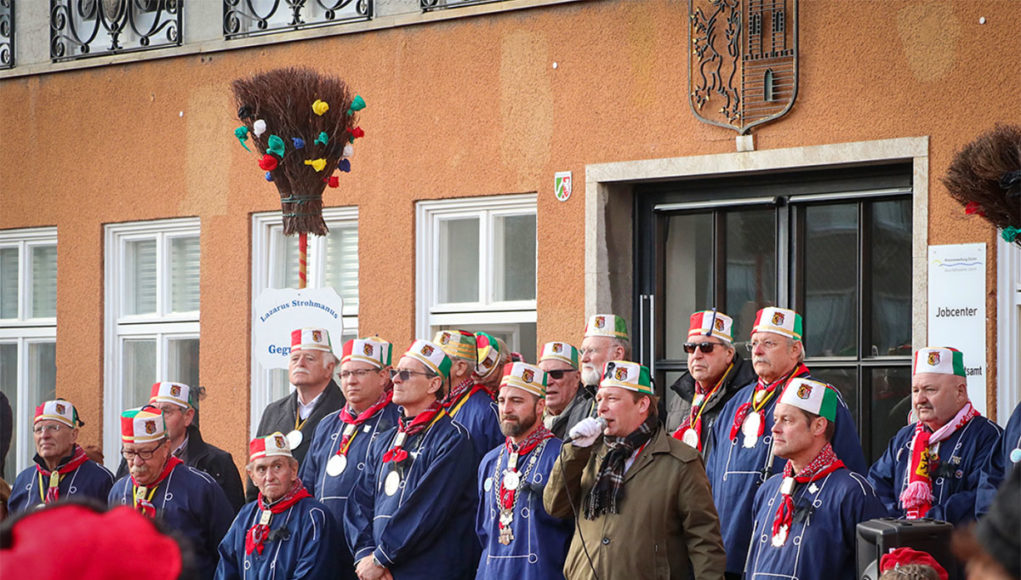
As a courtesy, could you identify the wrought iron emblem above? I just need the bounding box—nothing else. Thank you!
[689,0,798,134]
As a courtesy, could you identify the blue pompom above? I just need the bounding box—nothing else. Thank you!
[292,137,305,149]
[338,159,351,173]
[265,171,274,182]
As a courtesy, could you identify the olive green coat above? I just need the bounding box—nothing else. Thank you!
[543,426,726,580]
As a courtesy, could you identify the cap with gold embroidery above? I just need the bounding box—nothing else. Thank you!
[433,330,477,362]
[688,310,734,343]
[912,347,966,377]
[778,378,839,422]
[121,407,166,443]
[250,432,293,461]
[291,327,333,353]
[751,307,803,341]
[599,360,653,395]
[584,314,629,340]
[405,339,453,380]
[34,400,80,428]
[539,341,579,369]
[342,337,392,369]
[500,362,547,398]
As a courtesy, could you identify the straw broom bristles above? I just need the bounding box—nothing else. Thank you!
[942,124,1021,246]
[232,67,359,236]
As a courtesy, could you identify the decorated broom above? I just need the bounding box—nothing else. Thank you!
[231,67,365,287]
[942,124,1021,247]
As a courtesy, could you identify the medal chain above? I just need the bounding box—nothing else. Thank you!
[491,439,547,543]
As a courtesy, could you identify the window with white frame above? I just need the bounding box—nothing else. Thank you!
[0,228,57,481]
[103,219,200,468]
[416,194,537,359]
[250,208,359,434]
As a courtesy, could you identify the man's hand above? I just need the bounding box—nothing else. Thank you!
[355,555,388,580]
[567,417,604,448]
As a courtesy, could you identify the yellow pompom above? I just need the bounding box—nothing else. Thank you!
[312,99,329,116]
[304,158,327,172]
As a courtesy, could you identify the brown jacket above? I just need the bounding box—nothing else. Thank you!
[544,426,726,580]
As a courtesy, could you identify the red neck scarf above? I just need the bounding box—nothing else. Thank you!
[900,402,978,519]
[382,401,445,464]
[443,378,487,414]
[730,363,809,441]
[246,479,312,555]
[499,425,554,533]
[771,443,844,544]
[673,363,734,450]
[334,390,393,457]
[131,456,183,518]
[35,444,89,504]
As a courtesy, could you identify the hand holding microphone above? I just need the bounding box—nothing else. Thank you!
[566,417,606,448]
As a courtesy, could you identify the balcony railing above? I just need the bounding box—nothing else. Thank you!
[0,0,12,69]
[223,0,371,40]
[50,0,181,62]
[421,0,506,12]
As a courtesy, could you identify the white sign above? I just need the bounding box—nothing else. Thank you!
[928,243,986,415]
[554,171,572,202]
[253,287,344,369]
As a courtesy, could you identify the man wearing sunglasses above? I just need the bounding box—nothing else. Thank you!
[668,311,755,458]
[578,314,630,420]
[538,341,589,439]
[300,337,399,580]
[110,406,233,580]
[346,339,476,580]
[8,399,114,514]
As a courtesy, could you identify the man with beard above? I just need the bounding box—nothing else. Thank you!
[115,382,245,514]
[545,360,726,579]
[670,311,755,457]
[704,307,866,579]
[537,341,587,439]
[346,339,476,580]
[9,400,114,513]
[476,362,571,579]
[435,330,503,462]
[744,378,887,580]
[868,346,1002,525]
[110,406,233,580]
[216,432,338,580]
[578,315,630,420]
[300,336,399,579]
[248,327,345,501]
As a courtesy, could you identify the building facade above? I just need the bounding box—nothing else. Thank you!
[1,0,1019,476]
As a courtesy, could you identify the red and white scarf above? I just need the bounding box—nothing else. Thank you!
[900,401,978,519]
[246,479,312,555]
[333,390,393,458]
[35,444,90,504]
[382,401,445,464]
[772,443,844,544]
[672,363,734,450]
[730,363,809,442]
[131,456,183,518]
[499,426,554,535]
[443,378,488,416]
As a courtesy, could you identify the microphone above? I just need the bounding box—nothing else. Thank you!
[563,417,607,444]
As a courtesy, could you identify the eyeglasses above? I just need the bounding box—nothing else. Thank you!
[683,342,724,354]
[580,347,601,357]
[121,440,166,461]
[340,369,378,379]
[389,368,435,382]
[33,424,67,435]
[746,339,782,352]
[546,369,577,380]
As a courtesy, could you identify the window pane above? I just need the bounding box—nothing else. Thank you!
[0,247,17,319]
[662,370,688,433]
[870,200,912,357]
[268,369,291,405]
[0,343,17,481]
[125,240,157,315]
[30,245,57,318]
[324,225,359,312]
[809,367,858,429]
[725,209,776,342]
[438,218,480,303]
[870,366,912,462]
[167,338,200,389]
[270,232,301,289]
[664,213,714,360]
[122,339,156,408]
[170,236,200,313]
[27,342,57,407]
[803,204,858,357]
[493,214,536,302]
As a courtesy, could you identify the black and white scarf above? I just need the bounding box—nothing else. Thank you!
[584,415,657,519]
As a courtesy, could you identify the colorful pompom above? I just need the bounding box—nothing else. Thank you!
[234,126,251,151]
[338,159,351,173]
[1003,226,1020,243]
[327,175,340,188]
[292,137,305,149]
[342,144,353,158]
[259,155,278,171]
[237,105,253,120]
[304,158,327,172]
[346,95,365,115]
[348,126,364,143]
[265,171,274,182]
[312,99,330,116]
[253,119,267,136]
[964,201,985,216]
[267,135,285,158]
[314,131,329,146]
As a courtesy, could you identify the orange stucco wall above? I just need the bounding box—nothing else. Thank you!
[2,0,1019,466]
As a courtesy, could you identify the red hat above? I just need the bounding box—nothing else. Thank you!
[879,547,948,580]
[0,504,182,580]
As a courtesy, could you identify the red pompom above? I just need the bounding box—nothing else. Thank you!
[964,201,986,216]
[327,175,340,188]
[259,154,278,171]
[349,126,365,139]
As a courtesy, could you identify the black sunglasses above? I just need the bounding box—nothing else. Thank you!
[546,369,576,380]
[389,368,435,381]
[683,342,723,354]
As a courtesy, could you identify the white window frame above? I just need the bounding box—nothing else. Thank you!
[415,194,537,345]
[0,227,58,477]
[103,218,200,468]
[997,236,1020,423]
[250,207,359,435]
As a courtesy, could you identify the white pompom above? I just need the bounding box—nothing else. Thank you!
[342,144,354,158]
[253,119,267,136]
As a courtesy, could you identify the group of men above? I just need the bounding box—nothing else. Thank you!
[5,306,1020,579]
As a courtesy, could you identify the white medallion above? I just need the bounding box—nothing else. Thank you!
[503,470,521,491]
[808,483,819,494]
[286,429,304,449]
[681,428,700,449]
[779,477,795,496]
[384,470,401,496]
[326,454,348,477]
[484,477,493,492]
[742,411,762,448]
[1011,448,1021,464]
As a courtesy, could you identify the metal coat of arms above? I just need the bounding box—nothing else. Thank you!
[689,0,798,134]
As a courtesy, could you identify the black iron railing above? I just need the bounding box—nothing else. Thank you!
[50,0,181,62]
[0,0,13,69]
[223,0,371,40]
[421,0,506,11]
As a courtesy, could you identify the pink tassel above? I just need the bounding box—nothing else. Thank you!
[899,480,932,508]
